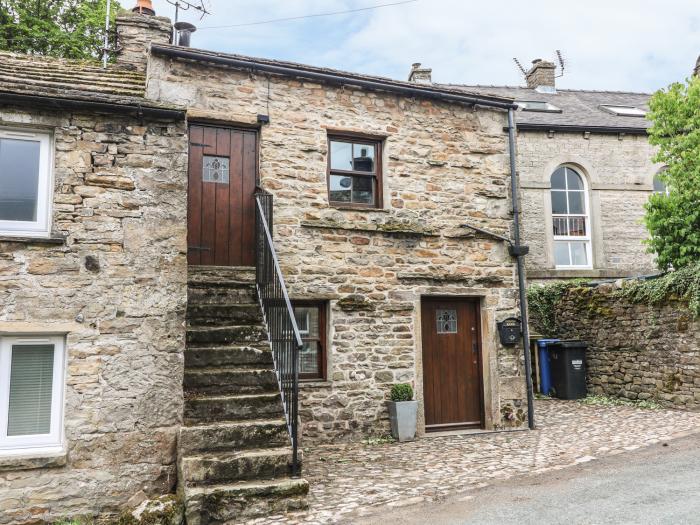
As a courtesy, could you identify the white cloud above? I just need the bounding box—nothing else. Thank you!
[148,0,699,91]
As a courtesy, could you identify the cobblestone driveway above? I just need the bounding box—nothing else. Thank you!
[256,400,700,524]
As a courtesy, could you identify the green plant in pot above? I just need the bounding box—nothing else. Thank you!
[387,383,417,442]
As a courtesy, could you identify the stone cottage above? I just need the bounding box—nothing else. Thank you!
[439,60,663,281]
[0,4,530,524]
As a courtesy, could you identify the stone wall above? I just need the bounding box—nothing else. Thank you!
[147,56,529,441]
[551,283,700,409]
[518,129,660,280]
[0,105,188,524]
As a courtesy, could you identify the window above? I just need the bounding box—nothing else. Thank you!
[551,166,592,268]
[292,302,327,381]
[516,100,562,113]
[0,129,52,237]
[599,105,646,117]
[0,335,65,454]
[327,136,382,208]
[653,170,670,196]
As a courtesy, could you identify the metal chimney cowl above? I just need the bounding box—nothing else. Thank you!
[132,0,156,16]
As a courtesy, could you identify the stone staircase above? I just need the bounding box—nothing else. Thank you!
[180,266,308,525]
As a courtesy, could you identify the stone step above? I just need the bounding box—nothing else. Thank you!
[186,325,267,346]
[184,392,283,425]
[189,265,256,284]
[187,303,262,326]
[188,285,256,305]
[185,345,273,368]
[179,418,289,455]
[184,478,309,525]
[181,447,297,485]
[184,367,278,395]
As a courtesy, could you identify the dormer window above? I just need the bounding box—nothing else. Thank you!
[599,105,646,117]
[516,101,561,113]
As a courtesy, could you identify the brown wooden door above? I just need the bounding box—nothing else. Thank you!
[421,298,483,431]
[187,125,257,266]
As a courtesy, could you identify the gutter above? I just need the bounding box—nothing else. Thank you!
[512,123,648,135]
[151,45,518,111]
[507,108,536,430]
[0,91,185,121]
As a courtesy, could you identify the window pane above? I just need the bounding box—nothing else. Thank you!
[568,191,585,214]
[0,138,41,222]
[436,309,458,334]
[294,306,319,338]
[352,143,375,172]
[653,175,667,195]
[330,141,353,171]
[570,242,589,266]
[329,175,352,202]
[352,176,374,204]
[7,344,54,436]
[566,168,584,190]
[551,191,567,214]
[299,341,320,376]
[552,217,568,236]
[202,155,229,183]
[550,168,566,190]
[554,241,571,266]
[568,217,587,236]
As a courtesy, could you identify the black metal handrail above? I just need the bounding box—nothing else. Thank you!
[254,188,303,477]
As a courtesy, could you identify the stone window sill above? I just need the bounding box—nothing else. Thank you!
[527,268,643,280]
[0,449,67,472]
[330,205,390,213]
[0,234,66,245]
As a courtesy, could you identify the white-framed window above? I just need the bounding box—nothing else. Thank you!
[0,129,53,237]
[551,166,592,269]
[0,335,65,454]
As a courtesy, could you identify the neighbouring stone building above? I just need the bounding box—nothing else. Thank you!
[537,281,700,410]
[441,60,663,281]
[0,4,531,524]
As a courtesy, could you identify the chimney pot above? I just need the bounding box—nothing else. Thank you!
[132,0,155,16]
[174,21,197,47]
[408,62,432,85]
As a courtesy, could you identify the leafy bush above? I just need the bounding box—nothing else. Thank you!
[390,383,413,402]
[526,280,588,337]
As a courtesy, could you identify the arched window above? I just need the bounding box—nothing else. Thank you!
[653,170,669,196]
[551,166,591,268]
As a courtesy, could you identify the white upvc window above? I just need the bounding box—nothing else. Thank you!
[0,129,53,237]
[551,166,592,269]
[0,335,65,455]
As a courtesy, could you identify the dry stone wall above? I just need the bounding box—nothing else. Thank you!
[148,56,529,441]
[0,105,188,524]
[552,283,700,409]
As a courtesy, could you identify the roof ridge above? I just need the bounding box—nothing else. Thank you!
[447,83,652,96]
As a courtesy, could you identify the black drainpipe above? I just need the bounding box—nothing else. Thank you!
[507,108,536,430]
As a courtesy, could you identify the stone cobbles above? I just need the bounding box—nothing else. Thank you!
[255,400,700,524]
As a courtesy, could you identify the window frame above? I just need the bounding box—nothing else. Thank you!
[292,300,328,382]
[0,335,66,455]
[0,128,54,238]
[550,165,593,270]
[599,105,647,117]
[516,100,562,113]
[326,134,383,209]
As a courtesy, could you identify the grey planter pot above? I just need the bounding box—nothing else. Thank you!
[387,400,418,442]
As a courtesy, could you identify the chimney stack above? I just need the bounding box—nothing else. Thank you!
[174,21,197,47]
[408,63,432,84]
[115,3,171,72]
[525,59,556,92]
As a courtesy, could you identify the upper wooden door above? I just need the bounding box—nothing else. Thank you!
[421,298,483,431]
[187,125,257,266]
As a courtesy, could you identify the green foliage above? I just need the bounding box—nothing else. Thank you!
[645,75,700,270]
[617,262,700,316]
[578,394,662,410]
[0,0,122,60]
[390,383,413,402]
[526,280,587,337]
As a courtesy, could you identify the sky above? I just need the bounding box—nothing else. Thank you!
[148,0,699,93]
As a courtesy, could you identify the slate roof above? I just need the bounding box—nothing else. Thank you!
[443,84,651,131]
[0,50,179,113]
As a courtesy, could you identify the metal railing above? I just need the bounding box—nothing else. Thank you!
[254,188,303,477]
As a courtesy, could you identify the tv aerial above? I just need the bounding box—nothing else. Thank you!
[166,0,211,23]
[513,50,567,81]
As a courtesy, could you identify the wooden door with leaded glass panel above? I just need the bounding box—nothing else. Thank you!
[187,125,257,266]
[421,298,483,431]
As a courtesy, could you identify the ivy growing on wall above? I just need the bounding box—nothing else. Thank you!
[618,262,700,316]
[526,281,585,337]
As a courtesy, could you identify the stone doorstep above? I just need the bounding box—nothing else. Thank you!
[179,418,289,455]
[181,447,298,485]
[183,478,309,525]
[184,344,273,368]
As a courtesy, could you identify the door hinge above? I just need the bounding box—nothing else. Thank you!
[188,245,212,251]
